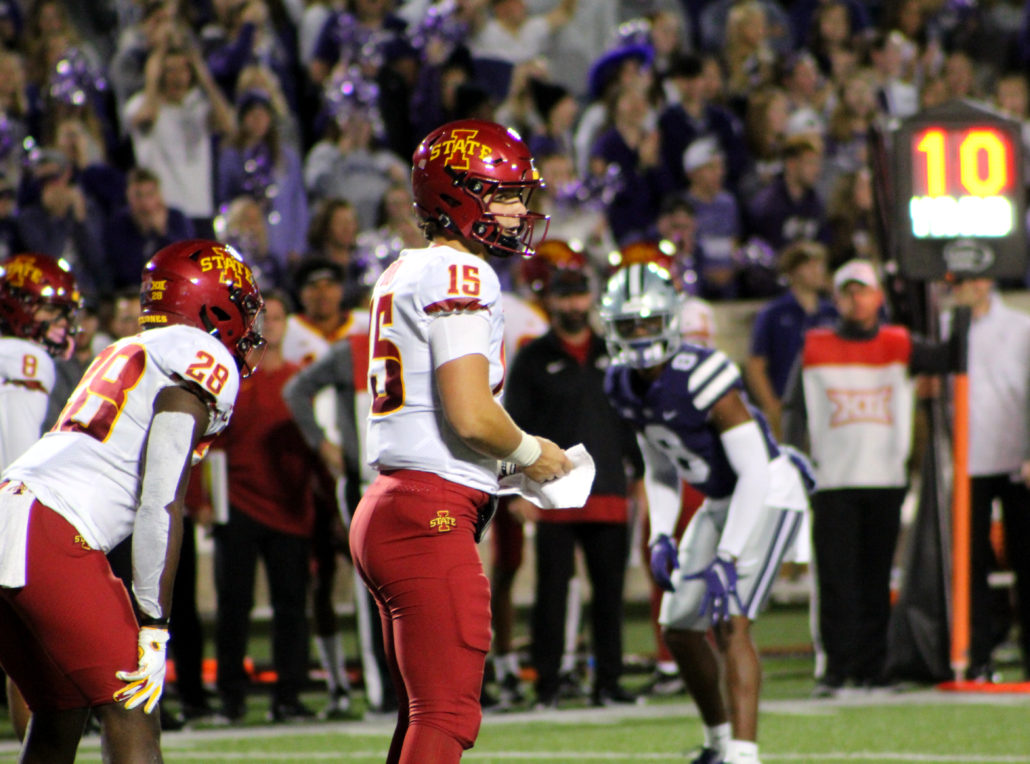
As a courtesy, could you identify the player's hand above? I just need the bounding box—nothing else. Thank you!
[114,626,170,714]
[683,556,743,623]
[648,534,679,592]
[522,437,573,484]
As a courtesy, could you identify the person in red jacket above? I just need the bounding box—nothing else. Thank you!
[211,290,319,723]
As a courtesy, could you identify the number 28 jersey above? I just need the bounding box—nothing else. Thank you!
[366,245,505,494]
[3,325,239,552]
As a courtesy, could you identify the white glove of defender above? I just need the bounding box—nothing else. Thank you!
[114,626,170,714]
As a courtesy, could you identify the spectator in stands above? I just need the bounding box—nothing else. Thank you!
[505,257,644,710]
[739,85,790,200]
[109,0,182,115]
[104,166,194,292]
[16,148,106,296]
[589,83,664,244]
[52,115,125,219]
[869,31,919,119]
[304,198,372,307]
[747,135,827,254]
[355,181,423,275]
[124,41,236,238]
[804,0,856,78]
[304,95,407,232]
[683,137,743,300]
[470,0,577,66]
[573,39,653,179]
[533,150,616,268]
[724,1,777,104]
[525,76,578,159]
[782,259,958,697]
[824,70,877,181]
[219,195,287,290]
[218,88,308,267]
[945,275,1030,682]
[781,50,829,130]
[658,53,747,196]
[212,289,318,724]
[308,0,408,86]
[745,241,835,438]
[200,0,297,108]
[825,167,879,269]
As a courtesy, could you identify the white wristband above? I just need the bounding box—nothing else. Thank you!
[504,431,542,467]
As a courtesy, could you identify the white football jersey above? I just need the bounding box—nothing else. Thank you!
[3,325,240,552]
[0,336,55,470]
[284,310,371,447]
[282,311,370,367]
[366,245,505,492]
[501,291,548,365]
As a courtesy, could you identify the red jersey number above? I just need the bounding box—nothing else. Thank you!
[57,343,147,442]
[370,293,404,414]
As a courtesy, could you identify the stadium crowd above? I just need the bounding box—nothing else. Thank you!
[2,0,1030,741]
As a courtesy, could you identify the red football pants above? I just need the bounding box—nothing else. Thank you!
[350,470,492,759]
[0,499,138,711]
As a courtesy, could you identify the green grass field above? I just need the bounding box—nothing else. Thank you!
[2,604,1028,763]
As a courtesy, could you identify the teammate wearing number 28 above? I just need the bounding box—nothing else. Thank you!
[350,120,572,764]
[601,263,810,764]
[0,239,264,763]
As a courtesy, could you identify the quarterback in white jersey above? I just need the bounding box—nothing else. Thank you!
[350,120,571,763]
[366,245,509,492]
[0,241,264,764]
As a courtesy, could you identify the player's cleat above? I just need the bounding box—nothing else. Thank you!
[688,747,724,764]
[319,689,352,720]
[269,699,316,723]
[591,685,641,707]
[642,669,686,697]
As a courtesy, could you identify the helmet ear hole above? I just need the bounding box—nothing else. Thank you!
[210,305,231,322]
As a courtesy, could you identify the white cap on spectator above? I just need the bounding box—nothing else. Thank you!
[683,136,722,173]
[785,107,822,137]
[833,259,880,291]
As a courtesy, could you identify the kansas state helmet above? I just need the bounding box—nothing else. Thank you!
[140,240,266,377]
[0,252,81,358]
[411,119,548,257]
[600,262,683,369]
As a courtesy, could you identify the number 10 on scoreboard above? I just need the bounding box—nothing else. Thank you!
[909,126,1018,238]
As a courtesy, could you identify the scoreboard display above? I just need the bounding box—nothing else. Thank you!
[892,100,1026,279]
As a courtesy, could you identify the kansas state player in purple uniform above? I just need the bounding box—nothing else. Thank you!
[601,263,811,764]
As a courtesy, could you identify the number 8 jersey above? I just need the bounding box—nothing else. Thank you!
[3,324,239,553]
[366,245,506,493]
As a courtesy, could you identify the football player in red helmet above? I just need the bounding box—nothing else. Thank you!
[0,252,81,359]
[0,240,263,763]
[141,238,267,376]
[351,121,571,764]
[0,253,81,738]
[411,119,549,258]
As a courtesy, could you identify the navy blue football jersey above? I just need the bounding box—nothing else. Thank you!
[604,343,779,500]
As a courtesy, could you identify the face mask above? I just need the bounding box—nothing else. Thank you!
[555,310,589,334]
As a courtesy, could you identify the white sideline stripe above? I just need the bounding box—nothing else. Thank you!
[50,753,1030,762]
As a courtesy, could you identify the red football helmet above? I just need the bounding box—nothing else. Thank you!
[519,239,590,295]
[0,252,81,358]
[411,119,549,257]
[140,240,266,377]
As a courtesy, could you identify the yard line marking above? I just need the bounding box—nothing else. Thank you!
[49,752,1030,762]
